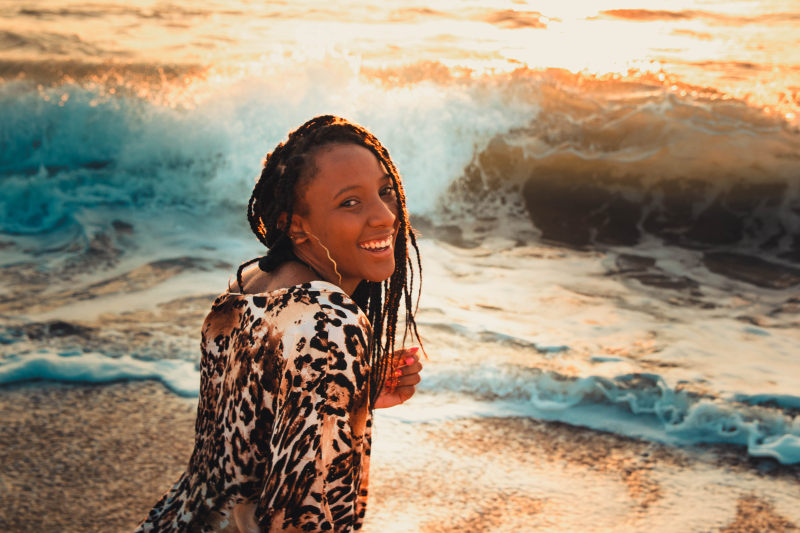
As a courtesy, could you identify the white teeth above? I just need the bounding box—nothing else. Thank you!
[360,237,392,250]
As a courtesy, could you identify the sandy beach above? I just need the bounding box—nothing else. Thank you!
[1,380,798,533]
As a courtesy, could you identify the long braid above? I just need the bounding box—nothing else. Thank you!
[243,115,424,406]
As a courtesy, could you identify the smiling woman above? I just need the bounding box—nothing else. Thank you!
[285,143,400,294]
[135,116,424,532]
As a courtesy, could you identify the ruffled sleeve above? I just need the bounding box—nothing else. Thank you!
[255,294,372,532]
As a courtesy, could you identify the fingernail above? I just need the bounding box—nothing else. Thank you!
[408,347,420,354]
[404,356,415,365]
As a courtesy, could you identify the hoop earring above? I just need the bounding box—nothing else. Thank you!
[309,233,343,286]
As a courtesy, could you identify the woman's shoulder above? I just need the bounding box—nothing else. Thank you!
[201,281,369,349]
[210,281,365,325]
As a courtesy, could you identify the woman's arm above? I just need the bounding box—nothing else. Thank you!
[255,303,372,533]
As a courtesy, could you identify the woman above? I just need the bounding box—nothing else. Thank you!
[136,115,424,532]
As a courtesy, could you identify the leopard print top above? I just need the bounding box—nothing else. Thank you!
[136,281,373,532]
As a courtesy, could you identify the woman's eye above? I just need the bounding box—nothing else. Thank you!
[380,186,395,197]
[340,198,359,207]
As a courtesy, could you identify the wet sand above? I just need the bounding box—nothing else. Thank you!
[1,381,798,533]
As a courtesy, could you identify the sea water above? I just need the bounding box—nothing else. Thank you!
[1,0,799,474]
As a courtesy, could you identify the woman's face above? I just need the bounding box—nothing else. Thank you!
[294,143,400,293]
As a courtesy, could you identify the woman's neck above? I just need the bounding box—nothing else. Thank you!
[292,247,360,295]
[237,260,318,294]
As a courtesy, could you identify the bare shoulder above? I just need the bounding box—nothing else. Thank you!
[234,260,317,295]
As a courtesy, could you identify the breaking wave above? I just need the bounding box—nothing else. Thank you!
[3,349,798,464]
[1,62,798,257]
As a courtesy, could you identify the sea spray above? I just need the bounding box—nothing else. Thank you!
[443,73,800,253]
[4,65,798,255]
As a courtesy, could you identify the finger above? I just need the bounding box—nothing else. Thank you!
[397,373,421,387]
[394,347,420,365]
[397,361,423,375]
[398,346,420,356]
[385,368,419,387]
[400,355,420,368]
[395,384,416,401]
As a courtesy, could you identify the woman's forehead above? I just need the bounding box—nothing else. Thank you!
[308,143,388,186]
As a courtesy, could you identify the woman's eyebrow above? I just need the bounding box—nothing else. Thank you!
[334,184,362,198]
[334,174,392,198]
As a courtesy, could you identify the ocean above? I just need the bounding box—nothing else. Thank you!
[1,1,799,531]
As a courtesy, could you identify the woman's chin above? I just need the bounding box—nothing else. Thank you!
[364,263,396,283]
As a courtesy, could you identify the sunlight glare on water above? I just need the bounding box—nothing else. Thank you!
[3,0,798,121]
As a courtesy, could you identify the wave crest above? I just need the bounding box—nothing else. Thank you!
[421,365,800,464]
[444,72,800,256]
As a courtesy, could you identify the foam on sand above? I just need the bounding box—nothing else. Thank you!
[4,349,799,464]
[0,351,199,397]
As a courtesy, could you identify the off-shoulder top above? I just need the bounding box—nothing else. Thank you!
[135,281,373,532]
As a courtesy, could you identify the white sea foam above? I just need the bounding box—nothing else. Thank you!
[3,346,798,463]
[0,351,199,397]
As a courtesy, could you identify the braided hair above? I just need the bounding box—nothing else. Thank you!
[238,115,423,407]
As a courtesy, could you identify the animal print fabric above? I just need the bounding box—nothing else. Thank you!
[136,281,373,532]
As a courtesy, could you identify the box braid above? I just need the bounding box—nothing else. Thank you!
[239,115,423,407]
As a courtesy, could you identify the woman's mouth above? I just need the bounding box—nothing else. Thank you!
[358,235,393,254]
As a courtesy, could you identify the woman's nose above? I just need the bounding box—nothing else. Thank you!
[369,196,397,227]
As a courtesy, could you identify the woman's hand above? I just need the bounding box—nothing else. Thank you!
[374,347,423,409]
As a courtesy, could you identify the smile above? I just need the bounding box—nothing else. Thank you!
[358,235,393,251]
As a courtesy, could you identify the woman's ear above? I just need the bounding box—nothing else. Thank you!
[287,215,310,245]
[275,213,309,244]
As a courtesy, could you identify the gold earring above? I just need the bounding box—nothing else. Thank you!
[309,233,342,286]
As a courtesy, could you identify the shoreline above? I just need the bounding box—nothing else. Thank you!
[1,380,798,533]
